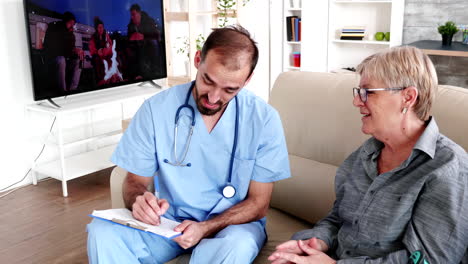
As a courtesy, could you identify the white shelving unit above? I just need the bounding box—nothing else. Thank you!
[278,0,404,74]
[281,0,329,72]
[332,40,391,45]
[327,0,405,72]
[26,84,166,197]
[282,1,302,72]
[33,145,116,183]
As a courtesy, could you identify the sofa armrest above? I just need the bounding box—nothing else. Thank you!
[110,166,127,208]
[110,167,155,209]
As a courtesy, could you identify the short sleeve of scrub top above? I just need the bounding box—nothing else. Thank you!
[111,100,158,177]
[251,109,290,183]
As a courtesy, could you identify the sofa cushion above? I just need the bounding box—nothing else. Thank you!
[254,208,314,263]
[271,154,337,224]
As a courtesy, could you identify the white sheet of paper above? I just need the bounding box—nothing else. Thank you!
[91,208,181,239]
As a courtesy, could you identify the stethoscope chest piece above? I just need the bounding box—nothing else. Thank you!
[222,184,236,199]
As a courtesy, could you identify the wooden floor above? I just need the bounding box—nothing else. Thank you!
[0,168,113,264]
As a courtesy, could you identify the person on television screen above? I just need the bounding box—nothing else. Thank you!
[126,3,162,80]
[87,25,291,263]
[43,11,84,92]
[89,17,114,86]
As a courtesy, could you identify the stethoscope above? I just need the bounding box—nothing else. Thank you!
[163,81,239,199]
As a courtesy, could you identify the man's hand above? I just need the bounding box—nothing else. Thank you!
[74,48,84,60]
[269,238,329,264]
[269,240,336,264]
[173,220,209,249]
[132,191,169,226]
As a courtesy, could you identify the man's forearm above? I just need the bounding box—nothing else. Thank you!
[122,174,150,210]
[202,196,269,236]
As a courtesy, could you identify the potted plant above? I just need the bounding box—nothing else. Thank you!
[175,36,190,58]
[175,36,190,76]
[175,35,207,76]
[196,34,206,51]
[438,21,459,46]
[217,0,251,28]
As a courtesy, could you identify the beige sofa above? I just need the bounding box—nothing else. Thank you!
[110,71,468,263]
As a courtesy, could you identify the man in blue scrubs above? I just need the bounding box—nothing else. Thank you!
[87,25,290,264]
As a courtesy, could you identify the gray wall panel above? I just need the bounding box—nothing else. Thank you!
[403,0,468,88]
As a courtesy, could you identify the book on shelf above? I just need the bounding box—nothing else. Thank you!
[286,16,295,41]
[286,16,301,42]
[294,18,299,41]
[298,20,301,41]
[340,33,365,37]
[342,30,365,33]
[340,36,365,40]
[339,26,366,41]
[342,29,365,31]
[291,16,296,41]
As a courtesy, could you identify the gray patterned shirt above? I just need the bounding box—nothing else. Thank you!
[293,117,468,263]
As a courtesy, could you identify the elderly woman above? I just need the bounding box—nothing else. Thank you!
[269,46,468,263]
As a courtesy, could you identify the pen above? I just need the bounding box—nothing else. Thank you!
[154,193,162,224]
[154,175,161,223]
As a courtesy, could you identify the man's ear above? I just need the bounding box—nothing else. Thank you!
[403,86,418,108]
[194,50,202,69]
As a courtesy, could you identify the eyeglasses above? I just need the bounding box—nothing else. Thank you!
[353,87,405,103]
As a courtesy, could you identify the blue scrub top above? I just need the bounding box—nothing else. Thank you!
[111,82,290,224]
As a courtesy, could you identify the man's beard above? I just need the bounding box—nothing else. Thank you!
[193,83,227,116]
[196,94,224,116]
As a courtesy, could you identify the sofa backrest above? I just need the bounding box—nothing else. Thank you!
[270,71,368,167]
[432,85,468,151]
[268,71,468,224]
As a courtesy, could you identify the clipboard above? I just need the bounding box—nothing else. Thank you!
[110,218,147,231]
[89,208,182,239]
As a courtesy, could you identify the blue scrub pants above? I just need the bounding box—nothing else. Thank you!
[87,218,266,264]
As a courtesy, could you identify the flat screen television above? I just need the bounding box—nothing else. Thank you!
[23,0,167,101]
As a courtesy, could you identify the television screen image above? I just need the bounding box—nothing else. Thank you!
[23,0,166,101]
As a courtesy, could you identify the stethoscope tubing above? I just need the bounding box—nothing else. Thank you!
[164,82,239,198]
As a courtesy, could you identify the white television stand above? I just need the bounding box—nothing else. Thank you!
[26,83,167,197]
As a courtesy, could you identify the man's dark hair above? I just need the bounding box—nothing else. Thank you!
[200,25,259,78]
[130,4,141,13]
[63,11,76,23]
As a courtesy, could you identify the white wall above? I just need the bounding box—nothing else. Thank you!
[238,0,271,102]
[0,0,136,191]
[269,0,283,89]
[0,0,39,191]
[0,0,271,192]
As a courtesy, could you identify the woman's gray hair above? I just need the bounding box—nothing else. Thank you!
[356,46,438,121]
